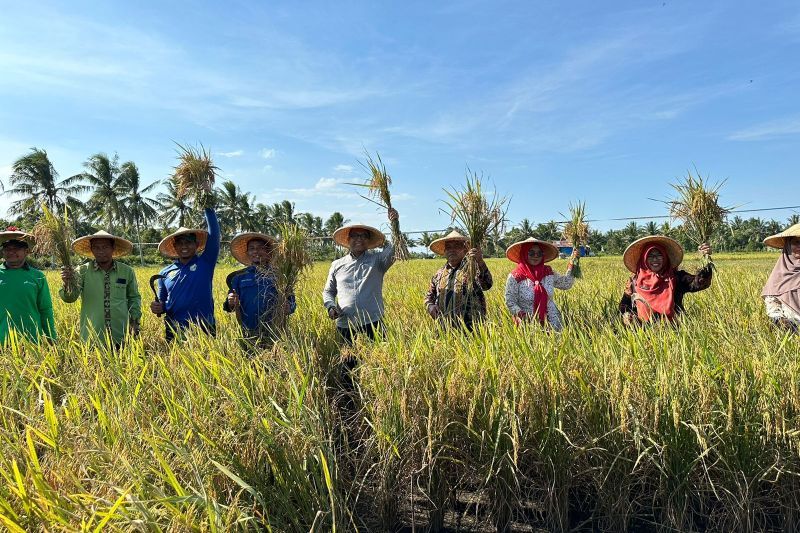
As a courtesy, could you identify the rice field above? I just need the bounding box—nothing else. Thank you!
[1,253,798,532]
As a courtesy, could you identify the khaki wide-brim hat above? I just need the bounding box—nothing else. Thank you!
[429,230,470,256]
[332,224,385,249]
[505,237,559,264]
[764,223,800,250]
[0,229,34,247]
[72,230,134,259]
[158,227,209,259]
[623,235,684,273]
[230,232,277,265]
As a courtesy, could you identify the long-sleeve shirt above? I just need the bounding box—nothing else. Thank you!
[424,259,493,329]
[158,208,221,328]
[0,262,56,344]
[619,265,713,318]
[764,296,800,327]
[322,242,395,328]
[504,270,574,331]
[223,266,297,331]
[59,260,142,344]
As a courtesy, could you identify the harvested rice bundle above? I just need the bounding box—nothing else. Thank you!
[172,143,218,208]
[32,204,76,292]
[442,169,508,289]
[561,201,589,278]
[665,170,732,267]
[352,151,410,260]
[272,223,313,332]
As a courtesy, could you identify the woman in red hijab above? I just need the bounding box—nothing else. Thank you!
[504,238,579,331]
[619,236,713,325]
[761,224,800,333]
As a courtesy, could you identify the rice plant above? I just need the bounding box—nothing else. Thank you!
[442,169,509,288]
[272,223,313,332]
[352,151,410,261]
[172,143,218,209]
[0,254,798,531]
[561,200,589,278]
[31,203,76,292]
[664,170,733,267]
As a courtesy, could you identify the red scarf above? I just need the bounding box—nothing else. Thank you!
[634,244,676,321]
[511,243,554,324]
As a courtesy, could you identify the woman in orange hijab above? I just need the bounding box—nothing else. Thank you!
[619,236,713,325]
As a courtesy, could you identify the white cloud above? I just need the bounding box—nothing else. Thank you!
[260,148,277,159]
[218,150,244,157]
[728,117,800,141]
[262,164,273,172]
[334,164,354,173]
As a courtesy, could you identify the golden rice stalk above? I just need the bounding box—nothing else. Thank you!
[32,204,76,292]
[172,143,218,209]
[665,170,732,266]
[272,223,313,332]
[442,169,509,288]
[354,151,410,260]
[560,201,588,278]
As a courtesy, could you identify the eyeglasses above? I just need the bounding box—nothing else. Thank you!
[528,250,543,257]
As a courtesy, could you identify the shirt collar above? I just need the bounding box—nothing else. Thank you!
[91,259,117,271]
[445,257,466,271]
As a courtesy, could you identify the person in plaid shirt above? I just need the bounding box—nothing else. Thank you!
[424,230,493,331]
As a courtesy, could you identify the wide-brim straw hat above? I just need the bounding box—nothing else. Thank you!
[332,224,385,249]
[623,235,684,273]
[505,237,559,264]
[230,232,277,265]
[0,228,34,247]
[764,223,800,250]
[158,227,210,259]
[430,230,470,256]
[72,231,133,259]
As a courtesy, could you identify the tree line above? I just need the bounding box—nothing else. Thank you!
[2,147,796,263]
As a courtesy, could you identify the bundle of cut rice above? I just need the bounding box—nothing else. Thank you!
[32,204,76,292]
[172,143,218,209]
[271,223,313,332]
[351,151,410,260]
[561,201,589,278]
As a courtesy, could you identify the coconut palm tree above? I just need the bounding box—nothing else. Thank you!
[517,218,535,238]
[215,180,253,235]
[157,179,194,229]
[119,162,160,264]
[80,153,125,232]
[4,148,88,218]
[324,212,346,236]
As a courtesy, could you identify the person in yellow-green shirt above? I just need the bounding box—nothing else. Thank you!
[0,227,56,345]
[60,231,142,348]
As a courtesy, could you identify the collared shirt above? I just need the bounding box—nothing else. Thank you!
[223,265,297,331]
[59,260,142,344]
[158,208,221,328]
[322,242,395,328]
[0,262,56,344]
[424,258,493,327]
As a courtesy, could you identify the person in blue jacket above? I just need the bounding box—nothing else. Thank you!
[223,232,296,348]
[150,207,221,341]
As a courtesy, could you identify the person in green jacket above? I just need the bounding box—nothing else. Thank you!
[0,227,56,345]
[60,231,142,348]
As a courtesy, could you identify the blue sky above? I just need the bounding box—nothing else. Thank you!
[1,0,799,234]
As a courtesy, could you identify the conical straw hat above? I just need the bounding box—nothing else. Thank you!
[429,230,469,256]
[72,231,134,259]
[332,224,385,249]
[229,232,276,265]
[0,227,34,247]
[505,237,559,264]
[764,223,800,250]
[158,227,210,259]
[622,235,684,273]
